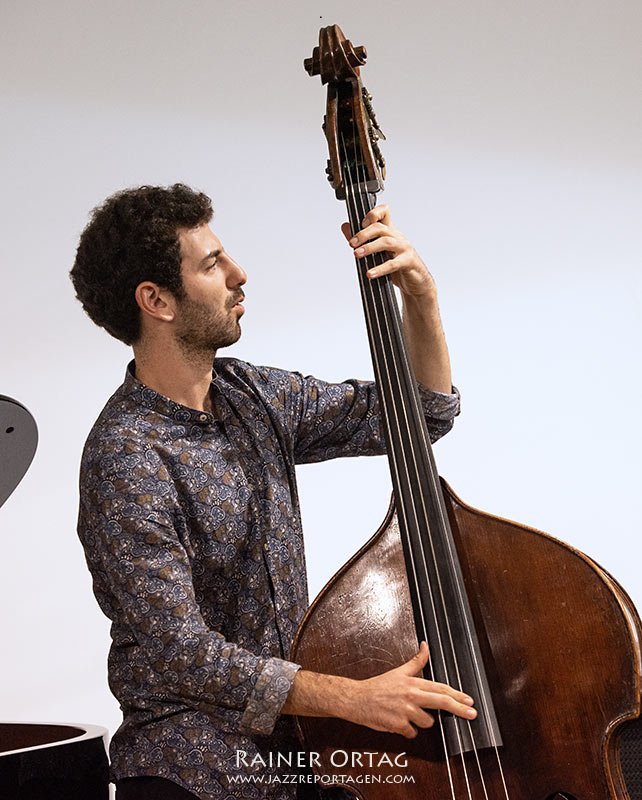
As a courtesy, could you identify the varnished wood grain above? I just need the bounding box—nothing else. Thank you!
[292,482,641,800]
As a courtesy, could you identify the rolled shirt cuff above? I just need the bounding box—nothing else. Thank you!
[417,384,461,419]
[416,384,461,443]
[239,657,301,736]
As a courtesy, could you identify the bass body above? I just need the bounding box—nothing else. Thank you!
[293,481,642,799]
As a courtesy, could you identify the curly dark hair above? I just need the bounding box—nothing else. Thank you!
[70,183,213,345]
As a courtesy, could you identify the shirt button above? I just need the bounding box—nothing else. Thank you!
[199,414,208,422]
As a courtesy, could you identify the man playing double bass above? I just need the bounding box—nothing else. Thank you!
[70,183,476,799]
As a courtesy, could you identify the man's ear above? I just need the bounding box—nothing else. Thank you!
[134,282,176,324]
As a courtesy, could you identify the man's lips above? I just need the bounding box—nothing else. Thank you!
[229,294,245,312]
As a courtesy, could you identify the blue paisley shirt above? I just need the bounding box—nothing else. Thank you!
[77,359,460,799]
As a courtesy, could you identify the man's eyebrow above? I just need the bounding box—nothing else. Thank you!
[199,249,222,266]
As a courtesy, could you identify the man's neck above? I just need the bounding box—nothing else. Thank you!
[132,338,217,414]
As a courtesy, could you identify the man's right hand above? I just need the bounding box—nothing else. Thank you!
[282,641,476,739]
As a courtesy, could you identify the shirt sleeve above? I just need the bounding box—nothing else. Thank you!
[276,371,460,464]
[78,451,300,737]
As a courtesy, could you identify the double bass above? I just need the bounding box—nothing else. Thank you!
[292,25,642,800]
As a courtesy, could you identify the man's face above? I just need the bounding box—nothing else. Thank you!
[174,223,247,354]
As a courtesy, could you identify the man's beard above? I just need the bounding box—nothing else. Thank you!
[174,293,242,357]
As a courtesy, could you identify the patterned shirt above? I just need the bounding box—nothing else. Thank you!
[77,358,460,799]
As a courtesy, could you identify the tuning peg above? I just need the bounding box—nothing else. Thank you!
[346,43,367,68]
[362,87,386,141]
[325,160,334,182]
[304,46,320,76]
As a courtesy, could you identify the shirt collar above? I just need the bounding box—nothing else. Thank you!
[122,360,217,425]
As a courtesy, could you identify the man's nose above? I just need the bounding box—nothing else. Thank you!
[225,255,247,287]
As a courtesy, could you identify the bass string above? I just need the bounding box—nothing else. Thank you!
[366,247,511,800]
[344,131,476,799]
[341,133,439,674]
[347,170,498,799]
[357,153,511,799]
[344,127,512,800]
[351,182,496,800]
[340,135,434,667]
[344,133,465,691]
[341,119,511,799]
[337,133,432,665]
[380,242,511,799]
[340,148,451,684]
[342,126,463,704]
[339,129,460,799]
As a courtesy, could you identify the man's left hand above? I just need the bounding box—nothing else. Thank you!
[341,204,436,299]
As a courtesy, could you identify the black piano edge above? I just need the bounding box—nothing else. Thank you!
[0,720,108,756]
[0,721,110,799]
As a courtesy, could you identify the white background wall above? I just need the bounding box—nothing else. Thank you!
[1,0,640,743]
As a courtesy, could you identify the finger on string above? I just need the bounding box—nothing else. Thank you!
[350,221,389,246]
[353,236,397,259]
[365,255,405,278]
[419,690,478,719]
[409,677,474,705]
[362,203,391,227]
